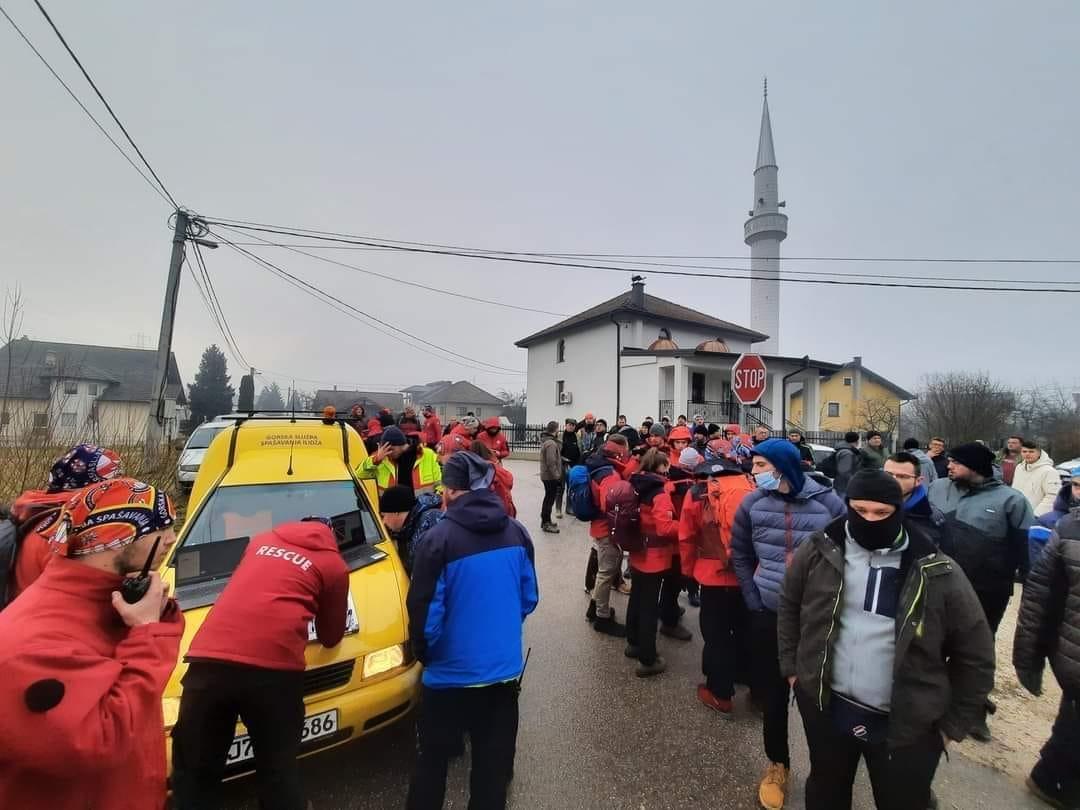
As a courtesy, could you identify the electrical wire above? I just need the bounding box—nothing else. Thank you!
[203,221,1080,295]
[0,3,173,206]
[190,240,249,369]
[30,0,177,208]
[211,223,567,317]
[183,255,247,371]
[203,215,1080,265]
[209,232,526,376]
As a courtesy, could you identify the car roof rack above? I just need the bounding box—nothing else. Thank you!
[217,409,351,426]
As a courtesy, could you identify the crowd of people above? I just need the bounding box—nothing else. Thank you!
[1,401,1078,809]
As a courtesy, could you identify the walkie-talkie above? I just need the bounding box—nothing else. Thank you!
[120,537,160,604]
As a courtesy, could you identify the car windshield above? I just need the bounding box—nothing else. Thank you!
[187,425,227,450]
[174,480,380,585]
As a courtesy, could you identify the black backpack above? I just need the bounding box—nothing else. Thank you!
[818,446,863,480]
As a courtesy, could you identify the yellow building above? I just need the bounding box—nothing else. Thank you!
[788,356,913,434]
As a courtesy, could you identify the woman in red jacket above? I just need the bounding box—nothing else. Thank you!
[625,448,680,677]
[679,458,755,714]
[470,441,517,517]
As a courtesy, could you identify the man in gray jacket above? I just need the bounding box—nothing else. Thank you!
[901,438,937,485]
[539,421,562,534]
[780,470,994,810]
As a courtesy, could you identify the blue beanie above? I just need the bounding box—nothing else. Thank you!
[752,437,806,493]
[382,426,408,447]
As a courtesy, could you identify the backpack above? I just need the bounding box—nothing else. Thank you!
[567,465,600,521]
[0,511,19,610]
[604,479,643,552]
[817,446,863,479]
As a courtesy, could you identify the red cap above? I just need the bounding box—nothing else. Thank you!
[667,426,692,441]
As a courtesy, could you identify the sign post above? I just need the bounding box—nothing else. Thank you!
[732,353,768,405]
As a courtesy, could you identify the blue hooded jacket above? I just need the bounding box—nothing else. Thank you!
[406,488,538,688]
[731,438,845,612]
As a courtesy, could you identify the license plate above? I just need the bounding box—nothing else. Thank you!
[307,592,359,642]
[225,709,339,766]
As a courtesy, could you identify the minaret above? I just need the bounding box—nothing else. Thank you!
[743,79,787,354]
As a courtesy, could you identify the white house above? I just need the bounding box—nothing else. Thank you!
[515,277,840,431]
[0,338,187,445]
[400,380,504,422]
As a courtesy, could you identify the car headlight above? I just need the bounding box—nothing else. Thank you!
[362,644,405,679]
[162,696,181,731]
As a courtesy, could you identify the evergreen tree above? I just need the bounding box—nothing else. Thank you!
[256,382,286,411]
[238,373,255,412]
[188,344,235,425]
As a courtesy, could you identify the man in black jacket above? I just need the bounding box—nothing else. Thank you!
[885,452,950,553]
[1013,507,1080,809]
[558,419,581,518]
[779,470,994,810]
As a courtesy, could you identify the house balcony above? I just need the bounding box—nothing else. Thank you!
[658,400,773,430]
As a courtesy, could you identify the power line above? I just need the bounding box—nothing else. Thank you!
[0,3,173,206]
[30,0,177,208]
[204,221,1080,295]
[203,216,1080,265]
[190,241,249,369]
[183,254,247,370]
[211,223,568,316]
[210,232,526,376]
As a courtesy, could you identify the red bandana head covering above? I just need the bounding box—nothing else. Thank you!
[47,478,176,557]
[47,444,123,492]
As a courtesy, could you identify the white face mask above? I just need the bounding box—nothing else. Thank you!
[754,470,781,491]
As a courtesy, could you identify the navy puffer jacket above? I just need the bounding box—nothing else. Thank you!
[731,476,845,612]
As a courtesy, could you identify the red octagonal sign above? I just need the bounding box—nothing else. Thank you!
[732,353,768,405]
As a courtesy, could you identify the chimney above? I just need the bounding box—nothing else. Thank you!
[630,275,645,308]
[852,355,862,367]
[333,384,337,391]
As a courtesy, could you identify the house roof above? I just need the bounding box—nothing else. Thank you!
[514,289,767,348]
[788,361,915,401]
[620,347,844,374]
[0,338,186,404]
[418,380,503,407]
[313,389,404,414]
[400,380,452,399]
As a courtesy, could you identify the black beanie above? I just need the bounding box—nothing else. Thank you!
[379,485,416,514]
[948,443,994,478]
[846,469,903,508]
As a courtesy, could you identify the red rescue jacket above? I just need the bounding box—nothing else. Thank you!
[679,474,755,587]
[186,522,349,671]
[421,413,443,447]
[477,420,511,459]
[628,472,678,574]
[0,557,184,810]
[490,463,517,518]
[589,458,628,539]
[9,488,71,598]
[437,425,475,462]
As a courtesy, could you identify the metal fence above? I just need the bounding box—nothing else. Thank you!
[658,400,774,430]
[504,423,550,453]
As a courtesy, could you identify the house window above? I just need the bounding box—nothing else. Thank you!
[474,408,482,418]
[691,372,706,404]
[457,406,467,417]
[827,401,841,418]
[64,380,79,395]
[556,380,565,404]
[61,412,77,428]
[87,383,99,396]
[843,377,853,387]
[556,339,565,364]
[33,412,48,429]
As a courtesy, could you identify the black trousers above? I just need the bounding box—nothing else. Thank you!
[975,588,1011,635]
[752,609,791,767]
[699,586,749,700]
[406,683,519,810]
[626,569,663,664]
[658,559,683,627]
[171,661,305,810]
[1032,690,1080,806]
[540,479,559,524]
[796,688,943,810]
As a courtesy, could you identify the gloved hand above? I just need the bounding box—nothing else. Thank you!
[1016,667,1044,697]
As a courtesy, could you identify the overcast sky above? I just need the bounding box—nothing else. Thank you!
[3,1,1078,404]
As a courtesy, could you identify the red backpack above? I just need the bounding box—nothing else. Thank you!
[604,479,643,552]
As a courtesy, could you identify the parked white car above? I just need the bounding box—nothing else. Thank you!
[176,419,231,491]
[1057,457,1080,483]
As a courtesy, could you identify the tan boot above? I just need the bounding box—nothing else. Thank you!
[758,762,789,810]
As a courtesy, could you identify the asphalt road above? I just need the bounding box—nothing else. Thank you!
[221,460,1045,810]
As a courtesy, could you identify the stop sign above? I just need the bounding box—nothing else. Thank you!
[731,353,768,405]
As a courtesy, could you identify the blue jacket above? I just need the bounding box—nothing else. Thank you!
[731,476,845,612]
[406,488,538,688]
[1037,483,1078,530]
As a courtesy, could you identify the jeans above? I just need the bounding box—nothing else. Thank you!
[1031,690,1080,806]
[752,609,791,767]
[796,688,943,810]
[171,662,305,810]
[699,585,748,700]
[591,538,623,618]
[541,479,559,524]
[626,569,663,664]
[406,683,519,810]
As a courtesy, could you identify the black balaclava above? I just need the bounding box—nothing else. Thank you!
[846,469,905,551]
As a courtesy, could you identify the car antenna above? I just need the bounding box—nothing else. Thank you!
[287,379,296,476]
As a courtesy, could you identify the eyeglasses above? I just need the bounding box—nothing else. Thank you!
[887,471,918,481]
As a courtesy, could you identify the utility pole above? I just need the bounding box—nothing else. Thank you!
[145,209,189,459]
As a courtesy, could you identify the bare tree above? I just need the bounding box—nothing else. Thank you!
[1010,383,1080,461]
[908,371,1016,445]
[857,397,900,435]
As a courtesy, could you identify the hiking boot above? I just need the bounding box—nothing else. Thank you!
[969,719,992,742]
[635,656,667,677]
[1025,772,1069,809]
[758,762,790,810]
[593,615,626,637]
[616,581,632,595]
[623,643,640,659]
[697,684,733,715]
[660,623,692,641]
[542,522,560,534]
[585,600,597,622]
